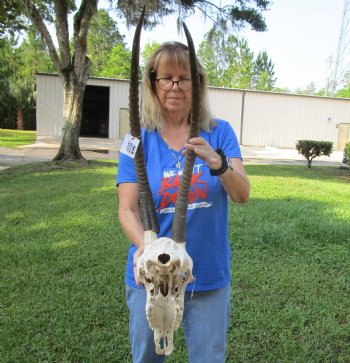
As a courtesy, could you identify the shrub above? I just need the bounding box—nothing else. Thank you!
[296,140,333,168]
[344,143,350,166]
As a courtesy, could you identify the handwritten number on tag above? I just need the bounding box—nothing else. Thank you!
[120,133,140,158]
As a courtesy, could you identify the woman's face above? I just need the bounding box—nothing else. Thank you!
[155,62,192,120]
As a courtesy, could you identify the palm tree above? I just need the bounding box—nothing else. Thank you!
[9,78,35,130]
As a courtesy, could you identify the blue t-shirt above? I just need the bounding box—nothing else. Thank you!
[116,119,242,291]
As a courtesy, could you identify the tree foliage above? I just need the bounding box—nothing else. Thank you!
[0,0,28,38]
[0,37,16,128]
[17,28,55,80]
[296,140,333,168]
[16,0,99,161]
[2,0,270,161]
[88,9,126,76]
[115,0,269,32]
[254,50,276,90]
[228,38,255,89]
[0,29,53,129]
[99,44,131,78]
[198,30,275,90]
[336,86,350,99]
[344,143,350,166]
[141,41,161,69]
[87,9,132,79]
[197,30,228,86]
[9,78,35,130]
[295,82,317,96]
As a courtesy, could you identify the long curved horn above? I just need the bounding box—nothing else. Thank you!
[172,22,201,243]
[129,6,159,234]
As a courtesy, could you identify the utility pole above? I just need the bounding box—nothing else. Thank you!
[331,0,350,93]
[325,54,333,96]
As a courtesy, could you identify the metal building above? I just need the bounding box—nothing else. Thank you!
[36,73,350,150]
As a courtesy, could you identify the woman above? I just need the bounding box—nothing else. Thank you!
[117,41,250,363]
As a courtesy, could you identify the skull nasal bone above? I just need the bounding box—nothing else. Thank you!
[158,253,171,264]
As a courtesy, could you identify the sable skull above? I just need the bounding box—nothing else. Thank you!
[136,237,193,355]
[129,7,201,356]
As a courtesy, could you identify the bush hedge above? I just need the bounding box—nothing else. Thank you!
[296,140,333,168]
[344,142,350,166]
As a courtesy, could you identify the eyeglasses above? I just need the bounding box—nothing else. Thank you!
[156,78,192,92]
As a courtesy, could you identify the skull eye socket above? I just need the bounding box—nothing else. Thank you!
[158,253,170,264]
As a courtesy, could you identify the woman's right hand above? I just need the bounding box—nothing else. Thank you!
[133,245,145,286]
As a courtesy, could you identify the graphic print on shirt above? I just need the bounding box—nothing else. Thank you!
[158,163,212,214]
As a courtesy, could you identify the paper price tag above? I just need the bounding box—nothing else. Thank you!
[120,133,140,158]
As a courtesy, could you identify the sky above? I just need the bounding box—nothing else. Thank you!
[117,0,346,91]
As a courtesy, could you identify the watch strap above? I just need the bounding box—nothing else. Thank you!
[210,148,228,176]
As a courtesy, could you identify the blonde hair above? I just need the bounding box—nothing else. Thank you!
[141,41,214,132]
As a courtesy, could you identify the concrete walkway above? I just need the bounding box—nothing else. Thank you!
[0,136,347,171]
[0,137,120,171]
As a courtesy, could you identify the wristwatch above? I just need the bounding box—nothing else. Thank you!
[210,148,234,176]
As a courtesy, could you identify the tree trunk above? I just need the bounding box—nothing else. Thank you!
[16,108,24,130]
[53,74,86,161]
[19,0,97,162]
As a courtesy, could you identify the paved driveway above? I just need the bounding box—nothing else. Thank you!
[0,137,346,171]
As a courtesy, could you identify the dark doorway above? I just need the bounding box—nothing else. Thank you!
[80,85,109,138]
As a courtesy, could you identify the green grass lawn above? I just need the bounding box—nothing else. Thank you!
[0,129,37,148]
[1,162,349,362]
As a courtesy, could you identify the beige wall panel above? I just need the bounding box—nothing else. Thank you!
[119,108,130,140]
[36,75,131,139]
[337,123,350,151]
[36,75,350,149]
[242,92,350,148]
[109,81,130,139]
[207,88,243,140]
[36,74,63,136]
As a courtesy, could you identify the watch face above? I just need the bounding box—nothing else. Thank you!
[227,157,234,171]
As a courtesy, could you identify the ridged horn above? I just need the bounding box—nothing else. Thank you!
[129,6,159,234]
[172,22,201,243]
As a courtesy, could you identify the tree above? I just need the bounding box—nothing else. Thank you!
[295,82,317,96]
[9,78,35,130]
[336,85,350,98]
[141,41,160,70]
[198,30,275,90]
[296,140,333,168]
[226,38,255,89]
[116,0,269,32]
[88,9,125,76]
[0,0,28,38]
[0,28,54,130]
[198,30,230,87]
[344,143,350,166]
[18,0,98,161]
[331,70,350,97]
[15,0,270,162]
[273,87,291,94]
[253,50,275,90]
[0,33,43,130]
[14,29,53,129]
[99,43,131,78]
[18,27,55,81]
[0,37,17,128]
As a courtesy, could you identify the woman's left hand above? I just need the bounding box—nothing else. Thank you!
[185,137,222,170]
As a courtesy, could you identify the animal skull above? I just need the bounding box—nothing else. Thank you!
[136,236,193,355]
[129,7,199,356]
